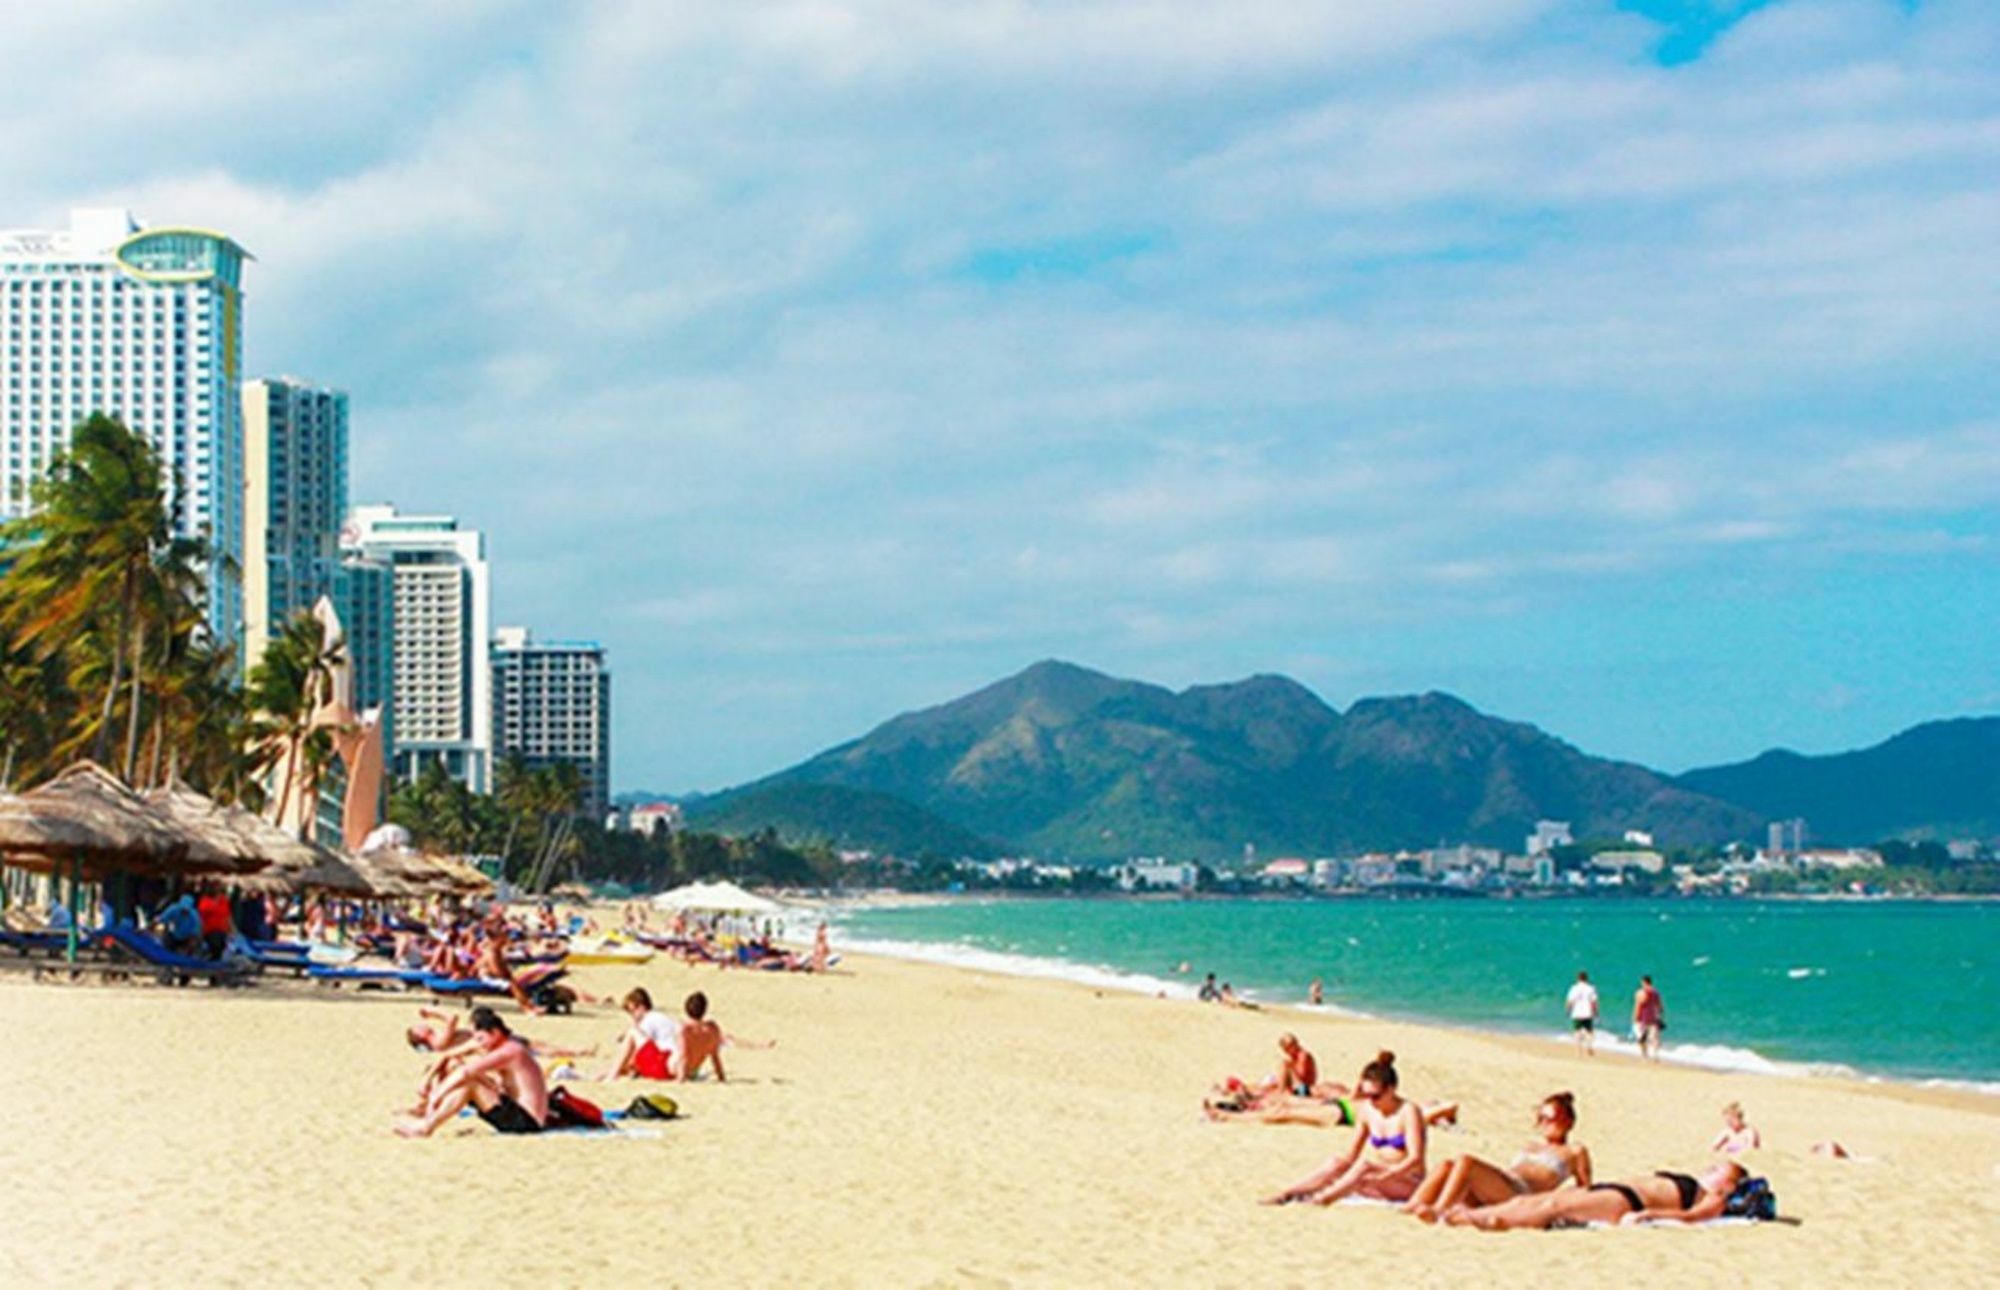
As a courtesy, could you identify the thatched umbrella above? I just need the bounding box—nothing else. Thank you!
[361,846,463,896]
[0,762,201,961]
[432,855,496,895]
[144,782,367,897]
[343,852,418,899]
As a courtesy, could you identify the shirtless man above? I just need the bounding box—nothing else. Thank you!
[1269,1034,1318,1097]
[678,991,727,1082]
[396,1007,550,1137]
[474,921,543,1015]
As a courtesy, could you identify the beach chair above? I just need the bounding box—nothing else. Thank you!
[97,924,254,986]
[420,963,571,1010]
[306,963,432,987]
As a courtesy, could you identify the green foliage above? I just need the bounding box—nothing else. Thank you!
[0,414,250,796]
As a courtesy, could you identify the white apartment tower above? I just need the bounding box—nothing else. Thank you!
[491,627,612,822]
[244,377,348,665]
[0,209,251,642]
[343,504,492,793]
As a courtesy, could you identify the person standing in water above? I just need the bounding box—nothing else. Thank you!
[1633,975,1665,1061]
[1565,971,1599,1057]
[1308,978,1324,1007]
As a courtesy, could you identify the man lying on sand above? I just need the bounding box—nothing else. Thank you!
[397,1007,550,1137]
[1445,1160,1746,1229]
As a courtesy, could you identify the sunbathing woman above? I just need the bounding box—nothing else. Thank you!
[1446,1160,1745,1230]
[1263,1051,1428,1205]
[1403,1092,1591,1222]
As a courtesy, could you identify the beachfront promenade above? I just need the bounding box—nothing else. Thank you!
[1,948,1995,1287]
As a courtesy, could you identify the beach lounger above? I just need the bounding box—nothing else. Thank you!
[307,963,431,986]
[98,925,254,986]
[420,964,571,1010]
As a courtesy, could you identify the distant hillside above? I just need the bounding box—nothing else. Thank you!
[683,781,1002,859]
[702,660,1762,861]
[1680,717,2000,843]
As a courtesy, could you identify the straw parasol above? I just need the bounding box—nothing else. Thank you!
[359,846,462,896]
[143,781,325,886]
[0,761,252,961]
[432,855,496,895]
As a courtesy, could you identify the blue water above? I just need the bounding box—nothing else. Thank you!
[835,898,2000,1088]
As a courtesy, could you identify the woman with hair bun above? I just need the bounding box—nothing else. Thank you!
[1263,1051,1429,1206]
[1402,1092,1593,1222]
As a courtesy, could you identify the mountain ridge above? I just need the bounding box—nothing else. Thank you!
[690,660,1992,860]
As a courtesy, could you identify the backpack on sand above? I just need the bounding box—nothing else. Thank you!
[625,1093,680,1120]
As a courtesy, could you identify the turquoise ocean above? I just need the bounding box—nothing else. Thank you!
[832,898,2000,1091]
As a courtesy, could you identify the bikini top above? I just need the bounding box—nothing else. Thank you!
[1513,1147,1572,1183]
[1369,1132,1409,1151]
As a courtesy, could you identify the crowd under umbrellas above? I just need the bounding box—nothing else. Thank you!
[0,759,490,973]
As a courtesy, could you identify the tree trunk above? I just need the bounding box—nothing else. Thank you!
[122,615,146,782]
[93,566,134,767]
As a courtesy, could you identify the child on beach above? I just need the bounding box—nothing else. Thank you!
[1711,1102,1762,1153]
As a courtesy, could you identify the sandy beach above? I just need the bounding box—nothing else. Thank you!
[1,948,1995,1288]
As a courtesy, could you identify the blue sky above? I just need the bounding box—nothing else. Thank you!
[7,1,1994,789]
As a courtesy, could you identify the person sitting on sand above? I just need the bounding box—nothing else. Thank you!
[678,991,727,1082]
[397,1007,551,1137]
[474,920,543,1015]
[601,987,682,1081]
[1263,1051,1428,1205]
[1272,1034,1318,1096]
[1197,973,1221,1003]
[1402,1092,1591,1222]
[1712,1101,1762,1154]
[1446,1160,1745,1230]
[1217,983,1259,1010]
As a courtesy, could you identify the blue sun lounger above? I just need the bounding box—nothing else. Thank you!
[98,924,253,985]
[307,963,431,986]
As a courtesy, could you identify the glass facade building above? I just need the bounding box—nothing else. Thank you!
[491,627,612,822]
[0,209,250,645]
[244,377,349,665]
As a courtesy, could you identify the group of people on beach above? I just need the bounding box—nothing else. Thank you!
[1213,1035,1770,1229]
[395,984,746,1137]
[1564,969,1667,1060]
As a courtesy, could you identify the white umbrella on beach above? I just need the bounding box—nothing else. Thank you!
[650,879,783,915]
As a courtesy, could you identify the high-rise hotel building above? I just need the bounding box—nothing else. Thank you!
[0,209,250,642]
[343,504,492,793]
[491,627,612,822]
[243,377,348,664]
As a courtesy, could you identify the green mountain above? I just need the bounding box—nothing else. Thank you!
[1678,717,2000,843]
[699,660,1764,861]
[683,781,1002,859]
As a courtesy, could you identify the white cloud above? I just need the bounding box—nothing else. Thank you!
[6,0,1994,785]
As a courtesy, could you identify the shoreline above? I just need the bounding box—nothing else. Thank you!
[830,920,2000,1101]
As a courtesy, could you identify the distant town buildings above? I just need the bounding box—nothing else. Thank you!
[1,209,250,644]
[1767,818,1808,857]
[1116,859,1198,892]
[343,504,493,794]
[1526,820,1572,857]
[622,801,683,838]
[491,626,612,821]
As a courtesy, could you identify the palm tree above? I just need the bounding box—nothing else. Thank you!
[247,610,346,836]
[0,415,179,770]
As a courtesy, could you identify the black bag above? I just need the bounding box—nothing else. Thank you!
[1724,1176,1777,1221]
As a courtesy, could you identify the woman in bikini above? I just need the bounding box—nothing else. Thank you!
[1403,1092,1591,1221]
[1262,1051,1428,1205]
[1446,1160,1745,1230]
